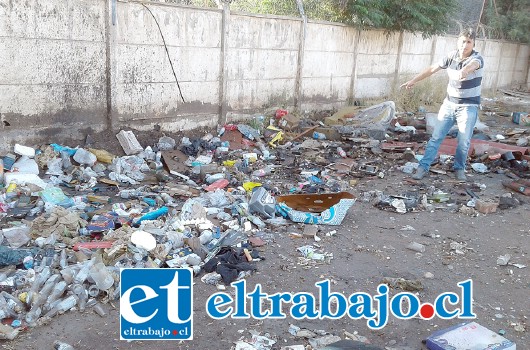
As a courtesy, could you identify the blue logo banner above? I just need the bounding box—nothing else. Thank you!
[120,268,193,340]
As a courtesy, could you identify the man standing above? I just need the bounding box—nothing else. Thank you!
[401,28,484,182]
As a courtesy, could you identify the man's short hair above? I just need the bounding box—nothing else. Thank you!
[459,28,476,41]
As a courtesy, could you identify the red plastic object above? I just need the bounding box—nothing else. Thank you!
[275,109,288,119]
[72,241,114,251]
[205,179,229,191]
[224,124,238,131]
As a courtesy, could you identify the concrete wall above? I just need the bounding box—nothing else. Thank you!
[1,0,529,152]
[301,22,356,110]
[226,14,300,116]
[111,2,223,132]
[0,0,107,150]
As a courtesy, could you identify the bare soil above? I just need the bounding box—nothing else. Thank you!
[1,93,529,350]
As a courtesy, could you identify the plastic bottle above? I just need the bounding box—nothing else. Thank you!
[251,165,274,178]
[93,302,107,317]
[73,260,95,285]
[0,158,4,185]
[1,291,24,313]
[32,274,61,309]
[119,189,142,199]
[87,285,100,298]
[46,280,68,305]
[0,295,16,319]
[205,173,226,184]
[160,193,175,205]
[50,252,60,268]
[25,306,42,325]
[55,295,78,314]
[199,230,213,245]
[30,266,51,293]
[77,290,88,311]
[54,341,76,350]
[60,265,79,284]
[89,262,114,291]
[337,147,347,158]
[135,206,169,224]
[69,284,88,311]
[312,131,326,140]
[59,249,67,269]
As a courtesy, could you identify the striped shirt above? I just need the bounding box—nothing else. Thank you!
[439,50,484,105]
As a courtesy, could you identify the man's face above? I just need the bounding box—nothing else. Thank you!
[457,35,474,59]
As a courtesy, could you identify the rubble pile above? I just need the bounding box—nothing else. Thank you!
[0,98,528,345]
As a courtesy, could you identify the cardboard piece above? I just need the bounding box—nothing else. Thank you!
[278,114,300,130]
[304,127,342,141]
[325,106,362,125]
[161,149,189,177]
[220,129,246,150]
[426,322,516,350]
[276,192,356,225]
[332,158,357,174]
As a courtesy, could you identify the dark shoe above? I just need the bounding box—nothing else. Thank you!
[455,169,466,182]
[412,167,427,180]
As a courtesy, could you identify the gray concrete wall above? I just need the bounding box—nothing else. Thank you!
[1,0,529,152]
[112,2,222,132]
[0,0,107,151]
[301,22,356,110]
[225,13,300,120]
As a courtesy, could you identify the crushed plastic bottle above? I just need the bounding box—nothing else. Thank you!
[89,262,114,291]
[251,165,274,178]
[205,173,226,184]
[312,131,326,140]
[54,341,76,350]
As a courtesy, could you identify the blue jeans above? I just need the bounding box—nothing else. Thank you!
[419,99,478,171]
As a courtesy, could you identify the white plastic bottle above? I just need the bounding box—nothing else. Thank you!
[46,280,68,305]
[30,266,51,292]
[89,262,114,291]
[73,259,95,285]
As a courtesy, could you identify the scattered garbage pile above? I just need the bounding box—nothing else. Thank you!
[0,99,528,346]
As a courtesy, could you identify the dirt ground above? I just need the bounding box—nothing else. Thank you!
[1,92,529,350]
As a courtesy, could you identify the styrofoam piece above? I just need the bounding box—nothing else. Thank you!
[14,144,35,158]
[4,172,47,189]
[116,130,143,155]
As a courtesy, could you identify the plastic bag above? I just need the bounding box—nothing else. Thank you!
[39,187,74,208]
